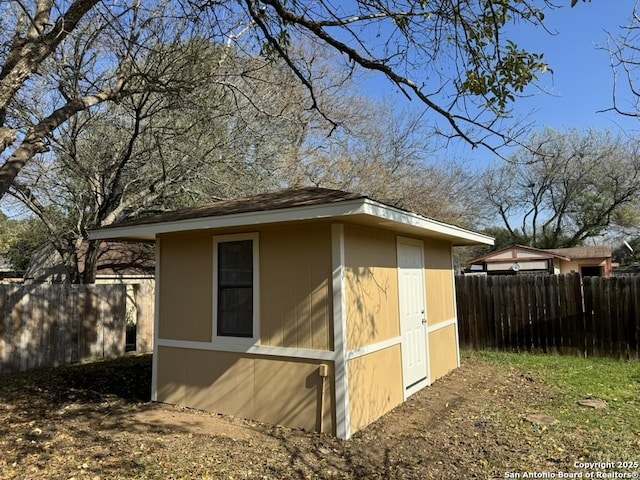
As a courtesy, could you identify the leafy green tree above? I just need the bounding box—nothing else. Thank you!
[3,217,50,273]
[0,212,14,256]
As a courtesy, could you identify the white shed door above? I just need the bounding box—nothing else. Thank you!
[397,238,429,397]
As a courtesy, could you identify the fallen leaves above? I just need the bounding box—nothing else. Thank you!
[0,355,637,479]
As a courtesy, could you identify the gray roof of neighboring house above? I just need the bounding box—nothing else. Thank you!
[546,246,612,260]
[25,241,155,282]
[469,244,571,264]
[470,244,613,265]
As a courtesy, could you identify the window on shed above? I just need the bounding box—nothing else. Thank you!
[214,234,258,339]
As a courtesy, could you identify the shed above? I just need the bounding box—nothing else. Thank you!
[90,187,493,439]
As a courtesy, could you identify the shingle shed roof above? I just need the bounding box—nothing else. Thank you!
[109,187,365,228]
[90,186,494,246]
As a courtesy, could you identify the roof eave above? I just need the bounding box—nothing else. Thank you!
[89,197,494,246]
[469,244,575,264]
[360,199,493,246]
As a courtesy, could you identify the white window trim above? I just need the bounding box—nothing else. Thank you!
[212,232,260,348]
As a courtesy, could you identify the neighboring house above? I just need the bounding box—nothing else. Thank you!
[90,187,493,439]
[468,244,613,277]
[24,241,155,284]
[0,254,22,283]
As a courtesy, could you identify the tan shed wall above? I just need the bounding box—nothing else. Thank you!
[156,346,335,434]
[428,324,458,382]
[260,225,333,350]
[158,224,333,350]
[158,232,213,341]
[347,344,404,433]
[344,225,400,351]
[423,239,456,326]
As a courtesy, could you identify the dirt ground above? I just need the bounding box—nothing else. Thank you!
[0,354,602,479]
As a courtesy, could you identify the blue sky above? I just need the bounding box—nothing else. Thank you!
[508,1,638,133]
[470,1,640,165]
[357,1,640,166]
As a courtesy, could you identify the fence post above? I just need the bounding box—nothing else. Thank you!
[135,283,155,353]
[634,277,640,360]
[583,277,594,358]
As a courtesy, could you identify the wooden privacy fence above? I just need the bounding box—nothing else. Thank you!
[456,274,640,359]
[0,283,154,373]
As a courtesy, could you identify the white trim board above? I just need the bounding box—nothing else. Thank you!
[346,336,401,361]
[151,238,161,402]
[363,201,493,246]
[449,243,462,369]
[426,317,458,333]
[156,338,337,361]
[90,197,493,247]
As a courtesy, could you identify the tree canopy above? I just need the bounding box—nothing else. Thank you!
[0,0,569,201]
[479,128,640,249]
[6,36,486,282]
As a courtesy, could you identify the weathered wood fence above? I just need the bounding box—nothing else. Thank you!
[0,283,154,373]
[456,274,640,359]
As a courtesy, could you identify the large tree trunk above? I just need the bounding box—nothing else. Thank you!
[0,0,100,113]
[0,91,122,199]
[82,239,101,284]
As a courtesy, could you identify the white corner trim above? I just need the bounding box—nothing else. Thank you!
[155,338,336,361]
[331,223,350,440]
[426,317,458,333]
[450,245,462,369]
[346,336,402,361]
[151,238,161,402]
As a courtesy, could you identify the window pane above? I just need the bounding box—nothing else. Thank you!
[217,238,254,338]
[218,240,253,286]
[218,287,253,337]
